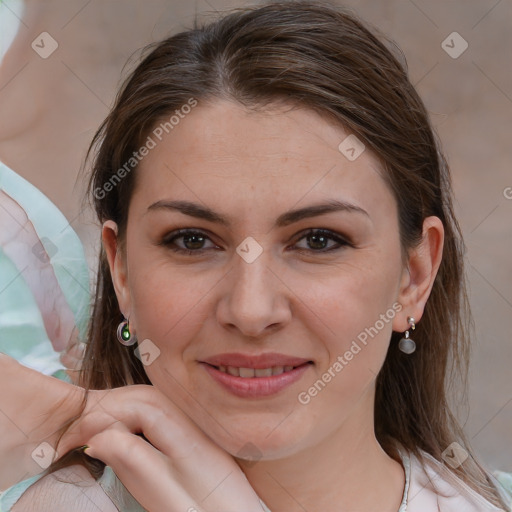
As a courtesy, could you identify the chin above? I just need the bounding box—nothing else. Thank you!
[209,421,311,462]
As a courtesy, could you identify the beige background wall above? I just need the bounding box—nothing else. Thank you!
[0,0,510,470]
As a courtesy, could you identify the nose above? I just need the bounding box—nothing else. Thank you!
[216,247,292,339]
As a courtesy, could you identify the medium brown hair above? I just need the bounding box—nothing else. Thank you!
[51,1,508,508]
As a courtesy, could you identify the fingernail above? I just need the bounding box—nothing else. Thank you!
[83,447,94,458]
[77,445,89,452]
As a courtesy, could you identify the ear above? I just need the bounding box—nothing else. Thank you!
[102,220,131,318]
[392,216,444,332]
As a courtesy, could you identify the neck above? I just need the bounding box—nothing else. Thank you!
[237,388,405,512]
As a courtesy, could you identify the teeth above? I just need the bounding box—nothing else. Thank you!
[217,365,298,377]
[227,366,239,376]
[239,367,255,378]
[255,368,273,377]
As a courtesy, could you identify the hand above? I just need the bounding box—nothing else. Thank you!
[0,353,144,488]
[0,353,84,489]
[0,354,265,511]
[80,386,267,512]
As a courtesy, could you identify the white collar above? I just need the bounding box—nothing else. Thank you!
[397,444,506,511]
[257,444,506,512]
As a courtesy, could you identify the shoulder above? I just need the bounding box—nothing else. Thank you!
[10,465,119,512]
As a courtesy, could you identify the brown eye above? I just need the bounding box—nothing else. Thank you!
[161,229,217,255]
[160,228,352,257]
[292,229,352,253]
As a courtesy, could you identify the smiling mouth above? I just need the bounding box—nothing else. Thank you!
[204,361,313,378]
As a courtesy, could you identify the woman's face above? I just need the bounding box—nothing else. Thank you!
[107,100,413,460]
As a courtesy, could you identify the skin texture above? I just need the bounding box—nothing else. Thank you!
[0,353,85,489]
[12,382,267,512]
[99,100,444,511]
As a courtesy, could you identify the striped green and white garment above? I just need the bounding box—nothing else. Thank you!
[0,161,90,377]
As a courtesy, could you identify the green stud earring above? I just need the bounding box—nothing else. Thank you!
[117,318,137,346]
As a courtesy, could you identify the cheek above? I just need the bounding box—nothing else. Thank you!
[128,260,210,349]
[290,256,402,439]
[299,249,401,340]
[294,246,402,386]
[128,246,202,340]
[127,262,215,389]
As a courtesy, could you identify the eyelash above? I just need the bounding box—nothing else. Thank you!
[160,228,352,256]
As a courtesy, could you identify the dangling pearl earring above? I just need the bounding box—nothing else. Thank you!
[117,317,138,346]
[398,316,416,354]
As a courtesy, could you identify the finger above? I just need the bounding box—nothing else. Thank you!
[78,395,266,512]
[119,388,232,465]
[84,429,202,512]
[77,387,211,459]
[61,386,228,472]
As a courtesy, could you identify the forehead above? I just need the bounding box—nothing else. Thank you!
[132,100,396,227]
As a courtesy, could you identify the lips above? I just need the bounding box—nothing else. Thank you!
[201,352,312,369]
[198,352,314,398]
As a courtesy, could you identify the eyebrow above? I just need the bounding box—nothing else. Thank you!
[146,199,369,228]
